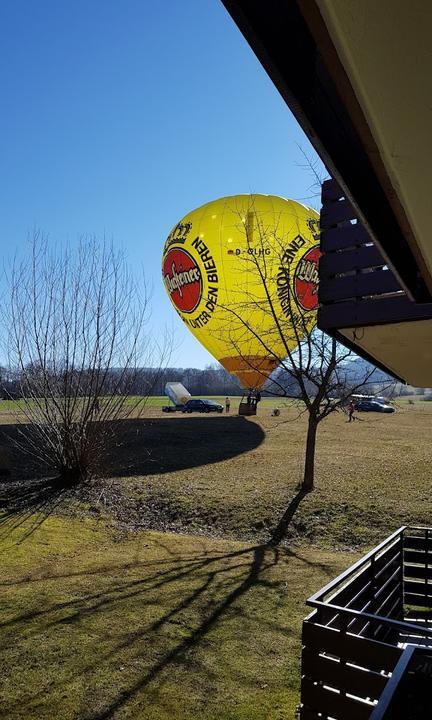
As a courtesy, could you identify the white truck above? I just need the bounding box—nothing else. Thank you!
[162,382,191,412]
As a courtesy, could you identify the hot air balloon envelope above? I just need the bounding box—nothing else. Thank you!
[162,194,320,389]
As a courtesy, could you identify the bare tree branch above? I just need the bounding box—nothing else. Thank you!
[216,199,395,495]
[1,234,171,486]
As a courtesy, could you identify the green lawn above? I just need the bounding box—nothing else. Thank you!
[0,516,355,720]
[1,401,431,718]
[0,394,304,418]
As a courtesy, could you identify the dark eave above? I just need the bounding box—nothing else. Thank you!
[221,0,432,303]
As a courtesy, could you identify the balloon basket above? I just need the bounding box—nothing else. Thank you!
[238,400,257,416]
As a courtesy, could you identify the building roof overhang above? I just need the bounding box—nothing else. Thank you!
[222,0,432,383]
[222,0,432,301]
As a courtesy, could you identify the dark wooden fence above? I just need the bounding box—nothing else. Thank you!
[300,526,432,719]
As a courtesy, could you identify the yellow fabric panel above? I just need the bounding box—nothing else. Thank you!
[162,194,319,389]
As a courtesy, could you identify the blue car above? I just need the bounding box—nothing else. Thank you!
[355,400,395,413]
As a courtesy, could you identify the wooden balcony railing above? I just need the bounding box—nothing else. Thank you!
[318,179,432,335]
[300,526,432,719]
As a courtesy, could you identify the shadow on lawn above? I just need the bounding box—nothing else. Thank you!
[0,415,265,539]
[268,490,309,546]
[101,415,265,477]
[0,416,265,483]
[0,422,313,717]
[0,521,332,719]
[0,475,75,543]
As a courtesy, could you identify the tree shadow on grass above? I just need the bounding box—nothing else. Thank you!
[0,529,336,720]
[0,422,80,541]
[0,475,76,543]
[267,490,309,546]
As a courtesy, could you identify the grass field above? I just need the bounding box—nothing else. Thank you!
[0,516,357,720]
[0,395,286,421]
[83,399,432,547]
[0,400,431,718]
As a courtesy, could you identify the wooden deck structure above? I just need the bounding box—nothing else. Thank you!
[300,526,432,719]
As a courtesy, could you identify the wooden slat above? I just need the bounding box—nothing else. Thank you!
[405,592,432,609]
[314,606,341,628]
[325,547,402,618]
[299,708,321,720]
[374,593,402,633]
[404,579,432,596]
[327,566,372,609]
[346,584,375,614]
[375,540,402,567]
[346,588,402,643]
[319,268,401,303]
[302,649,388,698]
[318,294,432,331]
[321,223,372,252]
[404,564,432,581]
[376,584,402,619]
[346,615,374,638]
[405,608,432,622]
[301,677,373,720]
[374,624,400,646]
[375,541,402,569]
[375,553,402,585]
[403,536,432,551]
[343,572,400,624]
[362,589,401,635]
[321,178,343,203]
[375,565,401,600]
[320,245,386,277]
[398,631,432,646]
[321,198,357,227]
[404,549,431,565]
[302,622,402,672]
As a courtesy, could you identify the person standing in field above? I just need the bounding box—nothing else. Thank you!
[348,399,355,422]
[225,396,230,413]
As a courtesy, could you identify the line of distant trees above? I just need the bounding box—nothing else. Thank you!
[151,365,244,396]
[2,362,427,402]
[0,363,245,400]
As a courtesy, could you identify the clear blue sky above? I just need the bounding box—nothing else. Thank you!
[1,0,325,369]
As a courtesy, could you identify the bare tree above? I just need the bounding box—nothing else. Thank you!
[219,203,392,493]
[2,234,168,486]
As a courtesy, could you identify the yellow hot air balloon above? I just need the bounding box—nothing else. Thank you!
[162,194,320,390]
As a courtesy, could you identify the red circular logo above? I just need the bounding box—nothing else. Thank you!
[294,246,321,311]
[163,248,202,313]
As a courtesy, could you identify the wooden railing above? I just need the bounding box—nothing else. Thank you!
[318,179,432,333]
[300,527,432,719]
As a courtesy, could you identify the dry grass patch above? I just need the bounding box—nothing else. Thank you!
[76,402,432,548]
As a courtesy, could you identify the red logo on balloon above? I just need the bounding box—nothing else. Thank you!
[294,246,321,311]
[163,248,202,314]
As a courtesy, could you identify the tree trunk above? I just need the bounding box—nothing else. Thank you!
[302,415,318,492]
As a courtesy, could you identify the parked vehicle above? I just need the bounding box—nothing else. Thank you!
[182,399,223,414]
[162,382,191,412]
[354,400,395,413]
